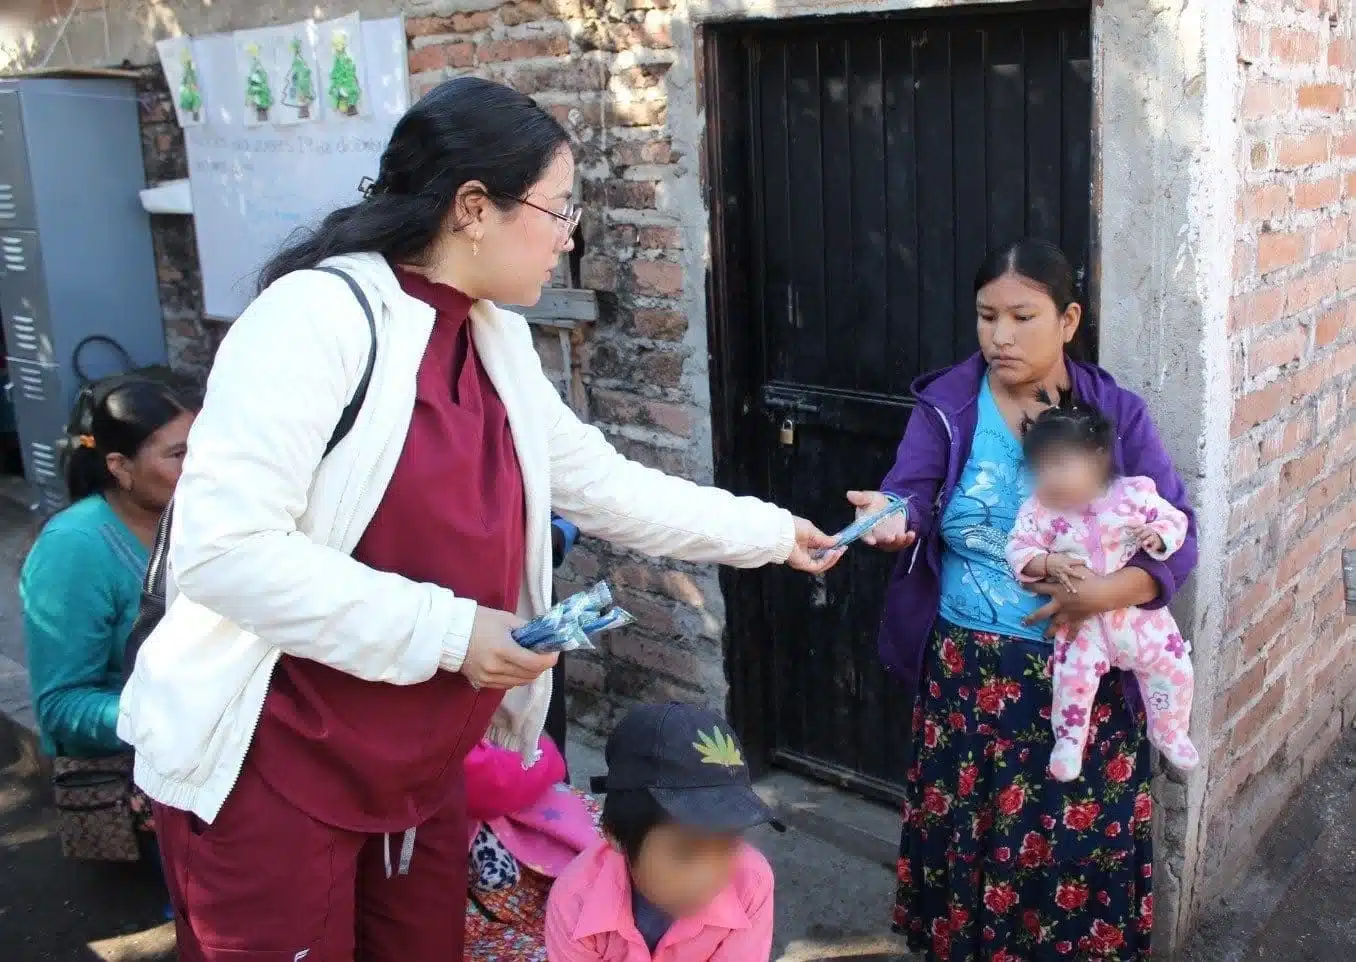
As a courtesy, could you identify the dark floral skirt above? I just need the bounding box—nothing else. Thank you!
[894,620,1153,961]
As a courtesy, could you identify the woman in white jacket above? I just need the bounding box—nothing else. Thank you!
[120,76,838,961]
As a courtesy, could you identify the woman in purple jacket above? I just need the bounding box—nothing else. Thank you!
[849,240,1195,961]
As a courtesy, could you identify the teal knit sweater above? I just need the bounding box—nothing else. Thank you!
[20,495,148,757]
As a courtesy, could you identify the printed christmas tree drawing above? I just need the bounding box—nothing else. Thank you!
[282,36,315,119]
[178,51,202,123]
[328,31,361,117]
[244,42,273,122]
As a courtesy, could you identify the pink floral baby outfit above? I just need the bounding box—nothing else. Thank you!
[1006,475,1199,781]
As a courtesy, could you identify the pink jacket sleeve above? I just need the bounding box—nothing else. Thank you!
[708,850,775,962]
[463,735,567,822]
[1125,476,1190,561]
[1006,496,1054,582]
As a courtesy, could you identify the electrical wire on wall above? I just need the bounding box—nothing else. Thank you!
[36,0,110,70]
[71,334,136,385]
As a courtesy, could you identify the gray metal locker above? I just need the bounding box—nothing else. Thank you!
[0,77,166,515]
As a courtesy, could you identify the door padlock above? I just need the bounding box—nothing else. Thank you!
[779,418,795,446]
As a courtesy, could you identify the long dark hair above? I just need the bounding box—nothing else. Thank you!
[973,238,1081,314]
[258,77,570,288]
[64,379,189,502]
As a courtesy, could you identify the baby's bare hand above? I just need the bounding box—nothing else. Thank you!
[1131,525,1166,554]
[1044,553,1090,593]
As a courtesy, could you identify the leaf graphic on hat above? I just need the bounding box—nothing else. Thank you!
[694,728,744,769]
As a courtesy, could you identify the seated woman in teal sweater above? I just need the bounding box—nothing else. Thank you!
[21,378,194,773]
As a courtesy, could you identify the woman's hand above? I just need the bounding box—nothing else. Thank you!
[1025,568,1159,638]
[461,607,557,690]
[845,491,916,552]
[785,518,844,574]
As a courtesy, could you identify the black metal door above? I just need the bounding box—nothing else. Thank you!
[706,7,1093,803]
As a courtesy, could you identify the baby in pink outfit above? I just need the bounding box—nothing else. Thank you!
[1005,391,1199,782]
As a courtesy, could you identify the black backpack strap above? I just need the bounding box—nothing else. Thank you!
[124,267,378,680]
[124,499,174,680]
[314,266,377,456]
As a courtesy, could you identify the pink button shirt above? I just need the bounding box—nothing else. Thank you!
[546,841,775,962]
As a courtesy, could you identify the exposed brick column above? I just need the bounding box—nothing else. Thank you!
[1087,0,1243,945]
[406,1,729,732]
[1217,0,1356,898]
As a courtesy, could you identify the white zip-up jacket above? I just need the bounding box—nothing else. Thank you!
[117,253,796,823]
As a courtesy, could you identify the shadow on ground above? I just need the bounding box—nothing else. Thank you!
[0,722,173,962]
[1178,723,1356,962]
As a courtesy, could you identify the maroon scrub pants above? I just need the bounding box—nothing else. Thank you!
[154,758,468,962]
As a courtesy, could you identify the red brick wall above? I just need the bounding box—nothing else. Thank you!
[1219,0,1356,880]
[406,3,724,728]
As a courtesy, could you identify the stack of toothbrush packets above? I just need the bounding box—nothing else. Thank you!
[512,581,635,654]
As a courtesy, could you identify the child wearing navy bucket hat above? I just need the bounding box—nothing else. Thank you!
[545,703,781,962]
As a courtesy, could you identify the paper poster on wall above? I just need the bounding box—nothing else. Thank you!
[183,18,410,319]
[317,13,368,119]
[234,27,285,127]
[155,36,206,127]
[275,22,321,125]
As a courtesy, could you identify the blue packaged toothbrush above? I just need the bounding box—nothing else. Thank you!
[810,494,910,560]
[513,581,636,654]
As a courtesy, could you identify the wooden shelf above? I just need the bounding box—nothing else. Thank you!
[520,288,598,329]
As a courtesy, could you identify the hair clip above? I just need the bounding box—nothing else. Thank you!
[359,175,388,200]
[1034,385,1076,410]
[77,434,96,449]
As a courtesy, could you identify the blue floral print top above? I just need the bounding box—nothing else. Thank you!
[937,377,1050,641]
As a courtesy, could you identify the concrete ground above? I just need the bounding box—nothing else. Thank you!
[0,492,39,730]
[0,722,176,962]
[1176,724,1356,962]
[1,489,1355,961]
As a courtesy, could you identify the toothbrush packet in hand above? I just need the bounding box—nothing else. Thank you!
[811,494,910,560]
[512,581,636,654]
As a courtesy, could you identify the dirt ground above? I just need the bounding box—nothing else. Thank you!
[0,726,173,962]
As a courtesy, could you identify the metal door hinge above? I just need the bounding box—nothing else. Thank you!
[1344,549,1356,616]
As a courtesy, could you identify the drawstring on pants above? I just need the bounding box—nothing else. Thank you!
[383,828,417,878]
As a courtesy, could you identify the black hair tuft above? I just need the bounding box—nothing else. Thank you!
[1021,391,1115,466]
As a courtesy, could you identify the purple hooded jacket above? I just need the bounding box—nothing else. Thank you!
[877,352,1198,693]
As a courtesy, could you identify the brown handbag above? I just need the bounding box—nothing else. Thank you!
[51,754,141,862]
